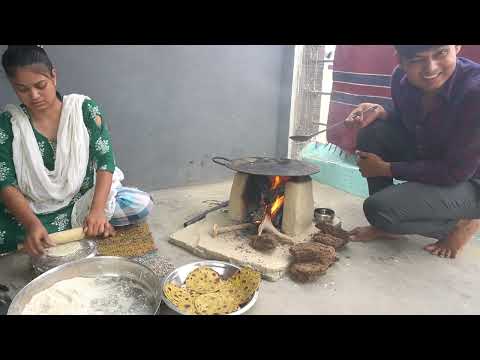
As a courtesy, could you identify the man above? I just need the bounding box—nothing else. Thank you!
[346,45,480,258]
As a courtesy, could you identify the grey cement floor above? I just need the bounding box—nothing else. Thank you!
[2,179,480,315]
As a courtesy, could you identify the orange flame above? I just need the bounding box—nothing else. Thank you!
[270,195,285,218]
[271,176,282,190]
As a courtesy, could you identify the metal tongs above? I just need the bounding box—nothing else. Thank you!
[289,105,379,142]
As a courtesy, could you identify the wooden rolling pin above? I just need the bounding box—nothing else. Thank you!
[17,227,86,251]
[48,227,86,244]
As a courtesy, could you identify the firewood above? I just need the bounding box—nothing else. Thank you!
[257,214,294,245]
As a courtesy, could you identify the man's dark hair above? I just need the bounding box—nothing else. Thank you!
[393,45,445,60]
[1,45,53,78]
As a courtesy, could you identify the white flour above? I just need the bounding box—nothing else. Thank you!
[46,242,82,257]
[21,276,153,315]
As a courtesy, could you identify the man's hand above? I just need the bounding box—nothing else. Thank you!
[24,222,55,257]
[83,209,116,238]
[356,151,392,178]
[344,103,387,129]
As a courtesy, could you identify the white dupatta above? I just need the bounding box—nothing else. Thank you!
[5,94,122,227]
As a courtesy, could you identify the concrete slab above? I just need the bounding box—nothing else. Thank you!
[169,209,317,281]
[2,178,480,314]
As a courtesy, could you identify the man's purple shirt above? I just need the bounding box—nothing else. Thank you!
[389,57,480,186]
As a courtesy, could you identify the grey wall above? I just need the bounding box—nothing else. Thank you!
[0,45,294,191]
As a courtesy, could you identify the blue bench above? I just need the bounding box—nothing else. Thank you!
[301,142,403,198]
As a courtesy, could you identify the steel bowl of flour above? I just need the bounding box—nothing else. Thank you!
[8,256,162,315]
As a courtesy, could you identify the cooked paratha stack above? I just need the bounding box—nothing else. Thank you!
[194,292,239,315]
[219,267,261,305]
[163,266,261,315]
[185,267,224,294]
[163,282,198,314]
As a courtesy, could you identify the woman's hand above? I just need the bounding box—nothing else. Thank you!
[84,170,115,238]
[0,186,55,257]
[83,209,116,238]
[344,103,387,129]
[24,222,55,257]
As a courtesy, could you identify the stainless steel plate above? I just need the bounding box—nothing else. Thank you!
[31,240,97,276]
[162,260,259,315]
[8,256,162,315]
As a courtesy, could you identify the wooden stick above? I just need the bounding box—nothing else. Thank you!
[257,214,294,245]
[211,223,255,237]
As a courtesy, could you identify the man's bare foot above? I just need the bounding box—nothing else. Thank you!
[423,219,480,259]
[349,226,400,242]
[423,241,457,258]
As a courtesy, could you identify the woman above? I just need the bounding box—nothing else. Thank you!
[0,45,153,257]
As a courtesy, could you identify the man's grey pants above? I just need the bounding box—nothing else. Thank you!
[357,119,480,241]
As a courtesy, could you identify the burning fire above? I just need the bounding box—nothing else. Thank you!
[271,176,282,190]
[268,176,289,219]
[270,176,289,190]
[270,195,285,218]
